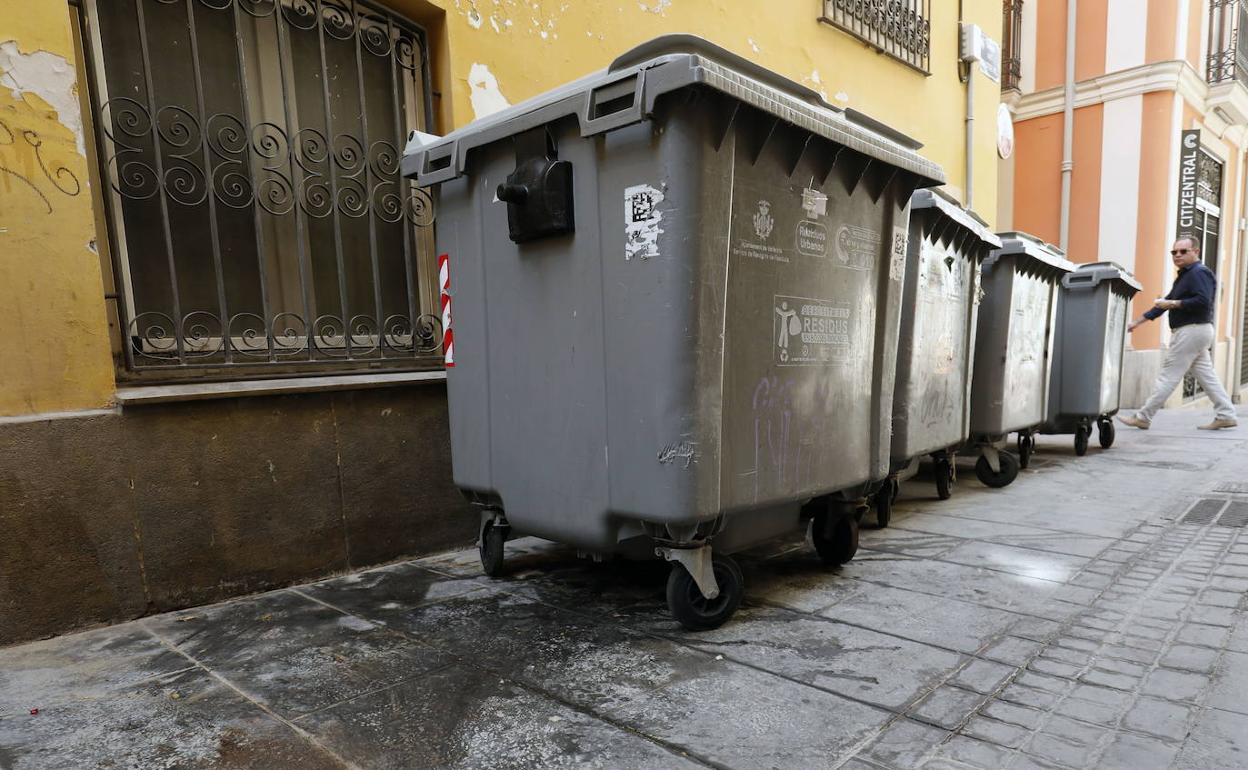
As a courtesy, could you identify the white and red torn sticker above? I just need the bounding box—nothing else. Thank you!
[439,253,454,367]
[624,183,664,261]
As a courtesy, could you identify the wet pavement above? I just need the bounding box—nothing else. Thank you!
[2,407,1247,769]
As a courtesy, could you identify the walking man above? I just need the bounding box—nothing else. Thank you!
[1119,237,1238,430]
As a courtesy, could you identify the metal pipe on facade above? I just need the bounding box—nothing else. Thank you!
[966,59,976,210]
[1059,0,1077,251]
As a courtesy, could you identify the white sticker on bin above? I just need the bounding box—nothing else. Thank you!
[625,184,664,261]
[802,187,827,218]
[889,226,909,282]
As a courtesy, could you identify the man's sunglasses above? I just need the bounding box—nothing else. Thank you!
[1170,248,1192,256]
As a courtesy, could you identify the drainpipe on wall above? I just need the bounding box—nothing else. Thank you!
[1059,0,1077,252]
[966,59,977,210]
[959,0,974,209]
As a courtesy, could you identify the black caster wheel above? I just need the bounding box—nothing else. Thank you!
[1016,433,1033,469]
[479,521,507,577]
[1074,425,1090,457]
[1098,418,1115,449]
[934,455,954,501]
[975,452,1020,488]
[666,553,743,631]
[813,512,859,566]
[873,482,895,528]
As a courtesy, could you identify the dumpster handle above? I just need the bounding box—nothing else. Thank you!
[418,139,460,185]
[579,70,648,137]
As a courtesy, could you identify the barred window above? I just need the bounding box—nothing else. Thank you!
[1207,0,1248,87]
[1002,0,1022,91]
[76,0,441,378]
[819,0,932,74]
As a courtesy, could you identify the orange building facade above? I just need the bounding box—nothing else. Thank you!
[1001,0,1248,407]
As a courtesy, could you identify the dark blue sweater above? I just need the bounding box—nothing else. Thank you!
[1144,261,1217,328]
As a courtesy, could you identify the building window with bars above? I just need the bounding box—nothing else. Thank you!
[76,0,442,379]
[1207,0,1248,86]
[1002,0,1022,91]
[819,0,932,74]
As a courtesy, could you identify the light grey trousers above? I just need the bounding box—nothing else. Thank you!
[1137,323,1236,422]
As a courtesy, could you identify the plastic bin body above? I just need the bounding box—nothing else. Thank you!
[1044,263,1142,431]
[404,37,942,553]
[969,233,1075,440]
[891,191,1001,465]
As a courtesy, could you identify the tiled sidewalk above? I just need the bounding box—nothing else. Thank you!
[1,408,1246,769]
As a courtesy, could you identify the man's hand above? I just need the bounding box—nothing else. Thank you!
[1128,319,1143,332]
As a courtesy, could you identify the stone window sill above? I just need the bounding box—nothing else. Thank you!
[115,371,447,406]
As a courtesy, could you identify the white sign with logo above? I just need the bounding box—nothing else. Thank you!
[773,295,851,366]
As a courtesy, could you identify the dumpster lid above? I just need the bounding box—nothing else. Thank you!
[911,188,1002,250]
[401,34,946,187]
[1062,261,1143,294]
[988,231,1076,275]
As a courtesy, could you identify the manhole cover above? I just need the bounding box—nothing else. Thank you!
[1216,502,1248,528]
[1182,498,1227,525]
[1213,482,1248,494]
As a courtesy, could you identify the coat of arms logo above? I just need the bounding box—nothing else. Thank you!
[753,199,774,240]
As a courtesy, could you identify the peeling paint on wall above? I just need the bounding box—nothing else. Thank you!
[0,40,84,156]
[467,63,510,121]
[638,0,672,13]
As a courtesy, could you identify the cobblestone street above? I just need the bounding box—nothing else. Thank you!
[2,408,1247,770]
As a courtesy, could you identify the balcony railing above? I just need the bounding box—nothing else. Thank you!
[820,0,931,74]
[1207,0,1248,87]
[1002,0,1023,91]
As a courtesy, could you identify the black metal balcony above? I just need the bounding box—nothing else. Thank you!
[1207,0,1248,88]
[1002,0,1023,91]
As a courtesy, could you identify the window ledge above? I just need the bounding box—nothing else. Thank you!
[115,371,447,406]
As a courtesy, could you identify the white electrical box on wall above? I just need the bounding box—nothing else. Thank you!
[961,23,1002,84]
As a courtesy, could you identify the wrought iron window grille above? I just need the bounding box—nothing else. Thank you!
[1002,0,1022,91]
[75,0,442,380]
[819,0,932,74]
[1207,0,1248,87]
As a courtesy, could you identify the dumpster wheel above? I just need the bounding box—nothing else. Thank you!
[1074,424,1090,457]
[666,553,743,631]
[975,452,1019,488]
[1016,433,1033,469]
[872,480,896,529]
[479,520,508,577]
[933,453,954,500]
[1098,418,1115,449]
[813,512,859,566]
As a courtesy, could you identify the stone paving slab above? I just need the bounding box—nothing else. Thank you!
[1,407,1246,769]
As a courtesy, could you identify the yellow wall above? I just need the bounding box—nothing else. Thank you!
[398,0,1004,222]
[1,0,1003,417]
[0,0,115,416]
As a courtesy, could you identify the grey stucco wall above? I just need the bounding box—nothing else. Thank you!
[0,384,475,646]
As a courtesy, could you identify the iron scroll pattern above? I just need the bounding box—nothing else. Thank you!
[1207,0,1248,87]
[821,0,931,73]
[92,0,440,368]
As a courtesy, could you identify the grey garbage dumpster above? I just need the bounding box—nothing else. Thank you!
[401,35,944,629]
[1041,262,1141,455]
[966,232,1074,488]
[881,190,1000,524]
